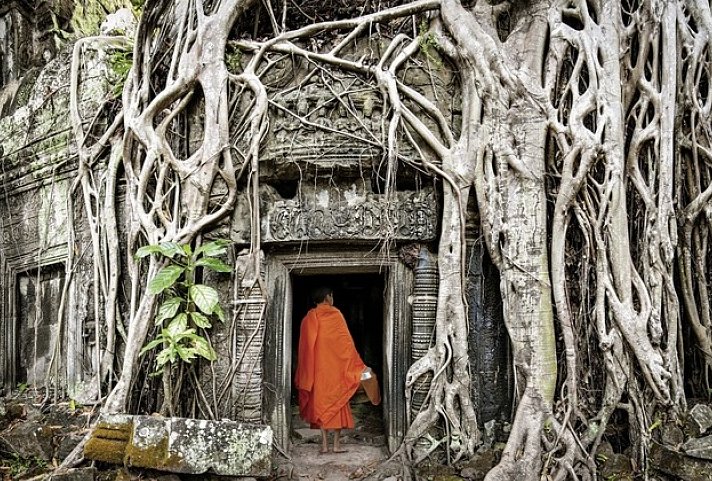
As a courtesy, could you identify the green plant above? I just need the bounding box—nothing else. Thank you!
[107,49,133,97]
[418,19,442,68]
[137,240,231,373]
[226,49,243,74]
[647,417,662,432]
[1,453,46,477]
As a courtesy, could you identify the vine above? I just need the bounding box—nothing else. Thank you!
[43,0,712,479]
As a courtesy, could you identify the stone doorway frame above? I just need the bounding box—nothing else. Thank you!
[263,248,413,453]
[0,249,69,392]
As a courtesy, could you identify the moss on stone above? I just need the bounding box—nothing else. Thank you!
[84,422,132,464]
[84,438,128,465]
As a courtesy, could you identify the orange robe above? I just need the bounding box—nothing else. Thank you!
[295,304,366,429]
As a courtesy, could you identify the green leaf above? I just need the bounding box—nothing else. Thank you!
[182,243,193,256]
[166,313,188,337]
[175,345,197,362]
[140,337,165,356]
[190,311,212,329]
[156,348,174,367]
[195,240,230,258]
[148,265,185,295]
[192,336,217,361]
[213,303,226,323]
[196,257,232,273]
[157,242,187,259]
[190,284,219,315]
[155,297,182,325]
[135,245,163,258]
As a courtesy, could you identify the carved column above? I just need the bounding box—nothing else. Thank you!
[233,283,266,423]
[466,240,511,424]
[410,247,438,416]
[232,245,267,426]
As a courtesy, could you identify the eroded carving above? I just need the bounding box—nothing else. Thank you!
[263,189,437,242]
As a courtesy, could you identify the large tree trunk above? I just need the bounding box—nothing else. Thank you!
[54,0,712,477]
[484,102,556,481]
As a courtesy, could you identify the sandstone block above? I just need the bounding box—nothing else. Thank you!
[651,442,712,481]
[85,414,272,477]
[683,434,712,460]
[687,404,712,437]
[51,467,96,481]
[0,420,53,460]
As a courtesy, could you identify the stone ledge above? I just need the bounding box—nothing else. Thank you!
[650,442,712,481]
[84,414,272,477]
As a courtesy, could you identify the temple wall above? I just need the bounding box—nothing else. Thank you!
[0,24,511,437]
[0,40,110,396]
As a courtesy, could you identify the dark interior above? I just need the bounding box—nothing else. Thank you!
[290,272,385,445]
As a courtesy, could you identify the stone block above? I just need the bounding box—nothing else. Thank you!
[51,467,97,481]
[684,434,712,460]
[45,403,93,429]
[84,414,132,465]
[661,423,685,447]
[57,432,87,461]
[0,420,53,460]
[294,428,320,442]
[687,404,712,437]
[600,453,633,480]
[85,414,272,477]
[651,442,712,481]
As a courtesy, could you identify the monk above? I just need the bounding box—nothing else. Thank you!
[294,286,367,453]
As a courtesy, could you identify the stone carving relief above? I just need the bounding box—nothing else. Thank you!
[261,188,437,243]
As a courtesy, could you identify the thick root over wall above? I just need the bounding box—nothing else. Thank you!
[57,0,712,478]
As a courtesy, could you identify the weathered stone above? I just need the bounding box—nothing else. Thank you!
[650,442,712,481]
[85,414,272,477]
[0,402,26,430]
[459,449,497,480]
[57,432,87,461]
[262,185,437,242]
[84,414,133,464]
[687,404,712,437]
[0,420,54,460]
[482,419,497,448]
[661,423,685,447]
[100,8,136,38]
[45,403,94,429]
[51,467,97,481]
[294,428,321,442]
[238,184,438,244]
[459,467,476,478]
[600,453,633,480]
[684,434,712,459]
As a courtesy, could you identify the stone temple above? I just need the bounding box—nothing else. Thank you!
[0,1,510,457]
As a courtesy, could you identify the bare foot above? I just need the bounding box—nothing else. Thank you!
[332,448,348,453]
[319,448,330,454]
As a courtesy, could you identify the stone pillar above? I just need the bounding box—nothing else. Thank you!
[410,247,437,417]
[466,240,511,424]
[233,282,266,423]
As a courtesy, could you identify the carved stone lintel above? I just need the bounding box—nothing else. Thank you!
[261,188,437,243]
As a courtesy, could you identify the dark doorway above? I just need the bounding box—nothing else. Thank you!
[15,264,65,386]
[290,272,385,446]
